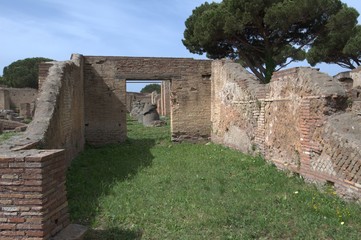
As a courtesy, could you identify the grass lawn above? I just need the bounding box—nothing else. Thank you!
[67,118,361,240]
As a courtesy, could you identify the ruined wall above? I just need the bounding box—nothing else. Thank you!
[83,57,127,146]
[351,67,361,88]
[0,54,84,239]
[211,60,268,153]
[212,60,361,199]
[0,88,10,109]
[350,67,361,112]
[25,54,85,162]
[0,87,37,117]
[83,56,212,144]
[7,88,37,114]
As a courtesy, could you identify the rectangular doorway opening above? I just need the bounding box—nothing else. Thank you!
[126,79,171,140]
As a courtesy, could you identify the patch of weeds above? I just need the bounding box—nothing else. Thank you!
[0,132,18,143]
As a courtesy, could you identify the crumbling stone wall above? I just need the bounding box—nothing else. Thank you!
[350,67,361,112]
[212,60,361,199]
[84,56,212,144]
[351,67,361,88]
[27,54,85,162]
[211,60,267,153]
[0,54,84,239]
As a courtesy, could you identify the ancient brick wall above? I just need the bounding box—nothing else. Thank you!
[83,57,127,146]
[211,60,268,154]
[0,54,84,239]
[83,56,212,144]
[212,60,361,199]
[0,150,68,239]
[25,54,85,162]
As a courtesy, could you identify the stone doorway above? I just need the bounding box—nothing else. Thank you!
[126,79,171,131]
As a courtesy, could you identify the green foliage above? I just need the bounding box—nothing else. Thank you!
[2,57,53,88]
[140,83,161,94]
[307,5,361,69]
[67,118,361,239]
[183,0,347,83]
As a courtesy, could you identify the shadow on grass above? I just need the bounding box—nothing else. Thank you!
[66,137,156,230]
[84,227,143,240]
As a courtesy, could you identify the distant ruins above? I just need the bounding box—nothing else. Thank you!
[0,87,37,134]
[0,54,360,239]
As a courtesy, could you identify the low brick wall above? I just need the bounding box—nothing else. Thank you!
[0,150,68,239]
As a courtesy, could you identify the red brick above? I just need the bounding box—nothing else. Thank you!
[16,223,44,230]
[0,223,16,230]
[26,230,46,237]
[0,230,26,236]
[8,217,26,223]
[26,217,43,224]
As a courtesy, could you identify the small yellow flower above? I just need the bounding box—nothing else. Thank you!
[294,191,299,194]
[341,222,345,225]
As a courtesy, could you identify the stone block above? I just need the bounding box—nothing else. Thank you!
[51,224,88,240]
[20,103,31,119]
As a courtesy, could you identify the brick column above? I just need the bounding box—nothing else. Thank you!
[299,98,312,172]
[299,98,323,173]
[254,101,266,155]
[0,149,69,239]
[0,89,10,110]
[161,81,171,117]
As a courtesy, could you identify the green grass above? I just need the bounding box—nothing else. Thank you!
[67,118,361,240]
[0,131,18,143]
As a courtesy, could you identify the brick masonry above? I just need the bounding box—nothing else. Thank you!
[83,56,212,144]
[0,149,68,240]
[212,60,361,199]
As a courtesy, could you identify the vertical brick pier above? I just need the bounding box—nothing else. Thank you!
[0,150,68,239]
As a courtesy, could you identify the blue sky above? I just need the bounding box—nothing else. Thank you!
[1,0,360,92]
